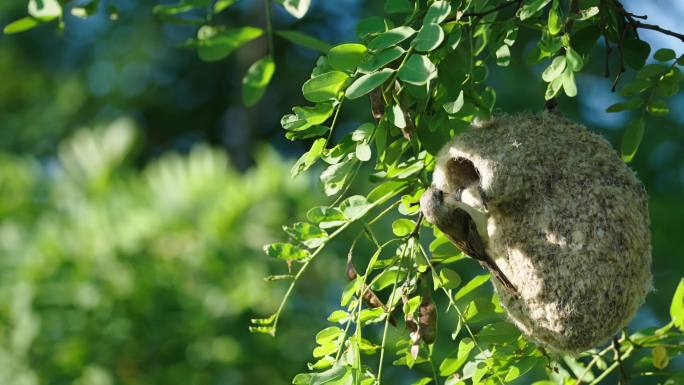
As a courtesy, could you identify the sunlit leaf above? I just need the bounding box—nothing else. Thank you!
[3,17,40,34]
[439,338,475,376]
[391,218,414,236]
[328,43,368,72]
[671,279,684,331]
[291,138,327,177]
[302,71,349,102]
[621,116,645,163]
[345,68,394,99]
[263,242,310,261]
[242,57,276,107]
[517,0,551,21]
[454,274,490,300]
[414,23,444,52]
[398,54,436,86]
[424,0,451,24]
[368,26,416,51]
[276,0,310,19]
[358,47,404,73]
[339,195,372,220]
[541,56,567,82]
[197,26,263,62]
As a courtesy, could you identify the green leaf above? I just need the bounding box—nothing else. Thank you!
[385,0,413,14]
[621,116,645,163]
[623,38,651,69]
[411,378,433,385]
[605,98,644,112]
[263,242,310,261]
[345,68,394,99]
[302,71,349,102]
[281,103,334,131]
[414,23,444,52]
[443,90,465,114]
[637,63,668,79]
[242,57,276,107]
[424,0,451,24]
[291,138,327,177]
[454,274,490,300]
[505,357,542,382]
[447,27,462,50]
[355,142,372,162]
[214,0,237,13]
[316,326,343,344]
[439,268,462,290]
[320,160,355,196]
[367,180,406,203]
[573,6,599,20]
[547,2,562,36]
[328,43,368,72]
[307,206,347,228]
[477,321,521,344]
[439,338,475,376]
[276,0,310,19]
[358,46,405,73]
[646,99,670,116]
[517,0,552,21]
[275,30,332,53]
[197,26,263,62]
[398,54,436,86]
[671,279,684,331]
[153,0,208,15]
[545,76,563,100]
[655,67,683,96]
[390,104,406,128]
[371,268,406,291]
[566,47,583,71]
[313,342,338,358]
[619,78,652,97]
[562,68,577,97]
[392,218,415,237]
[654,48,676,62]
[326,310,350,323]
[495,45,511,67]
[351,123,375,142]
[283,222,328,249]
[340,195,372,220]
[3,17,40,34]
[356,16,387,38]
[368,26,416,51]
[542,56,567,82]
[571,25,601,56]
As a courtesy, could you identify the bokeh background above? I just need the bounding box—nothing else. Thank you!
[0,1,682,385]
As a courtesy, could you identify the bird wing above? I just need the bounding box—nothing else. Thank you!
[446,209,517,294]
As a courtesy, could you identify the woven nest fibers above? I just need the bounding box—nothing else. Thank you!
[430,112,652,354]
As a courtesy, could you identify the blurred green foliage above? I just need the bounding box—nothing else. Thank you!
[0,119,333,385]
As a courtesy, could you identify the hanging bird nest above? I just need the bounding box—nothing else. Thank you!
[430,112,652,354]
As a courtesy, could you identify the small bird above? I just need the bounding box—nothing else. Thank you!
[420,185,517,293]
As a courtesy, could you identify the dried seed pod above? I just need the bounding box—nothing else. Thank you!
[418,283,437,345]
[346,253,397,326]
[425,112,652,354]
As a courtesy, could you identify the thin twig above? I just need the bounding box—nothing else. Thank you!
[613,0,684,42]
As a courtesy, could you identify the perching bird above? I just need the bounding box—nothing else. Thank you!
[420,184,517,294]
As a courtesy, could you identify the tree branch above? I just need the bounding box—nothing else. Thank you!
[613,1,684,42]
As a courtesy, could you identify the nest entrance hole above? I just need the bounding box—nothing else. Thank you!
[446,157,481,188]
